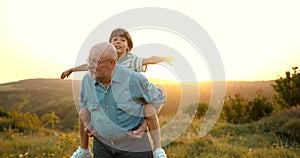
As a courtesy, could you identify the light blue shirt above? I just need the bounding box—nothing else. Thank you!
[80,65,166,139]
[117,53,147,72]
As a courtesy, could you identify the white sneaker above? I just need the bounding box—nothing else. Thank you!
[153,148,167,158]
[70,147,92,158]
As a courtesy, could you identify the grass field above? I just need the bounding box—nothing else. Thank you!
[1,111,299,158]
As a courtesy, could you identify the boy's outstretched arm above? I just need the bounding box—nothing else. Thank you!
[142,56,174,65]
[61,64,88,79]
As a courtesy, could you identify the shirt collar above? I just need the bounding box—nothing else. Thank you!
[94,79,99,86]
[111,65,123,83]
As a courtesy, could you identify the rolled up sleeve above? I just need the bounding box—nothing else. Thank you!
[141,81,166,105]
[130,74,166,108]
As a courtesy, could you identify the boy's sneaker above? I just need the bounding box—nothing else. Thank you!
[153,148,167,158]
[70,147,92,158]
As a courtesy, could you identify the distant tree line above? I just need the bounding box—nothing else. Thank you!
[0,106,60,133]
[222,66,300,124]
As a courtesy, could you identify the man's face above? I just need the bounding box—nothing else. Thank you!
[87,42,116,81]
[87,55,112,80]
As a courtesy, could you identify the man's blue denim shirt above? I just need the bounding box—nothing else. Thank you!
[80,65,166,140]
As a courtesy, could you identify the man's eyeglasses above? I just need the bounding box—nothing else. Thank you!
[86,58,112,66]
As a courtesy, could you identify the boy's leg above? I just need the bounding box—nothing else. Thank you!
[144,104,161,149]
[144,104,167,158]
[79,118,89,149]
[79,107,91,149]
[70,108,91,158]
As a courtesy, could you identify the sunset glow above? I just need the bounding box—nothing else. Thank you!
[1,0,300,84]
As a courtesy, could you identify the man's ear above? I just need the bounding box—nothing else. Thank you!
[110,59,117,66]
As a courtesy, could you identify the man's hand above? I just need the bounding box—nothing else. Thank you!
[127,120,147,139]
[85,127,98,137]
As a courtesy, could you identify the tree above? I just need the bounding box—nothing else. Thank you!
[272,67,300,108]
[184,102,209,119]
[0,107,10,118]
[41,112,60,129]
[247,90,273,122]
[222,91,273,124]
[222,93,248,124]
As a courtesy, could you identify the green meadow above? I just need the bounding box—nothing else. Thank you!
[1,107,299,157]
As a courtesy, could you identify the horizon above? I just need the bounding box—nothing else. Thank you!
[0,77,275,85]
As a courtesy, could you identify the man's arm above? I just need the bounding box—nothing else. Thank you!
[127,103,162,143]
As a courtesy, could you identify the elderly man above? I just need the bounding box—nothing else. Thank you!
[79,42,166,157]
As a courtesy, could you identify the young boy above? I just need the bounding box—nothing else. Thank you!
[64,28,173,158]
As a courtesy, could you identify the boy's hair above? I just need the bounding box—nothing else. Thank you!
[109,28,133,52]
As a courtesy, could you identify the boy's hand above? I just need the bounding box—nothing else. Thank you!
[165,56,175,65]
[61,69,73,79]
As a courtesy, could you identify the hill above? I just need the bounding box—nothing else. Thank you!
[0,78,275,130]
[0,79,78,130]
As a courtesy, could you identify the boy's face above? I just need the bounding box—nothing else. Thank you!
[111,36,129,55]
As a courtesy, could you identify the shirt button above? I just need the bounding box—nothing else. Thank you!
[105,105,109,109]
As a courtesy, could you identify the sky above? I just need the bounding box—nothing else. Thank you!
[1,0,300,84]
